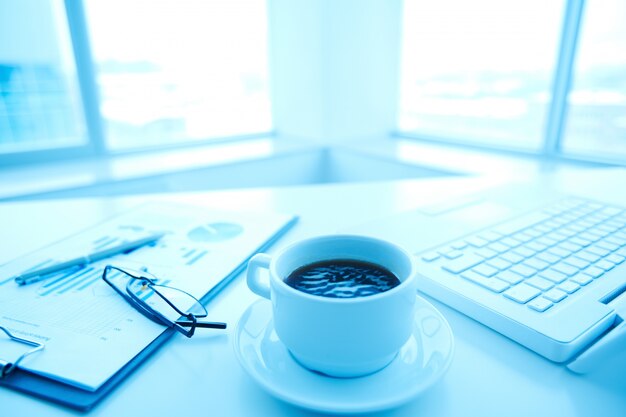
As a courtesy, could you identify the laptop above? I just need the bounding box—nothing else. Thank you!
[348,169,626,370]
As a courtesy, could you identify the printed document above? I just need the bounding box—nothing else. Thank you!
[0,203,295,391]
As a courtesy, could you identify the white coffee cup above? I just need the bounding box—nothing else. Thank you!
[246,235,418,377]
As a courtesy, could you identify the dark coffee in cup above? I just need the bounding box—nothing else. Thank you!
[284,259,400,298]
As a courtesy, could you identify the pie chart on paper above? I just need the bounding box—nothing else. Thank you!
[187,222,244,242]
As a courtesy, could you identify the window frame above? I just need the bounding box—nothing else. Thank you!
[0,0,100,166]
[0,0,274,167]
[2,0,620,168]
[396,0,626,166]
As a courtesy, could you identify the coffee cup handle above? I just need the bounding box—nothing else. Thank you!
[247,253,272,300]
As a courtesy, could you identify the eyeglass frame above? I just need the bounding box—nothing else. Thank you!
[101,265,226,338]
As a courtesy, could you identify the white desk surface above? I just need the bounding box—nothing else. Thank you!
[2,170,626,417]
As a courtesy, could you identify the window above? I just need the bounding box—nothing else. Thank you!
[84,0,272,151]
[398,0,564,151]
[0,0,86,155]
[0,0,271,162]
[398,0,626,164]
[562,0,626,159]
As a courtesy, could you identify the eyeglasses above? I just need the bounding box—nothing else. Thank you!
[102,265,226,337]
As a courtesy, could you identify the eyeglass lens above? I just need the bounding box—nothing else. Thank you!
[127,280,207,322]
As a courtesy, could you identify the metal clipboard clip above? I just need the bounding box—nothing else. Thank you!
[0,326,45,378]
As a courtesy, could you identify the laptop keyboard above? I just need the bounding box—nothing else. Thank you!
[419,198,626,313]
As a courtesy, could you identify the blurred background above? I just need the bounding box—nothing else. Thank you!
[0,0,624,199]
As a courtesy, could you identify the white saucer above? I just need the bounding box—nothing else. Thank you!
[233,296,455,414]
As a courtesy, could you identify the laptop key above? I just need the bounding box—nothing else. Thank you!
[487,242,509,253]
[536,252,560,264]
[524,258,550,271]
[475,248,498,259]
[594,260,615,271]
[585,216,604,226]
[461,271,509,293]
[503,283,541,304]
[465,236,490,248]
[451,241,469,250]
[536,237,559,247]
[552,262,579,276]
[513,246,536,258]
[496,270,524,284]
[558,228,578,238]
[592,229,611,239]
[582,266,604,279]
[559,242,583,252]
[421,252,440,262]
[547,231,569,242]
[539,269,568,283]
[601,206,623,216]
[587,245,611,257]
[596,241,619,252]
[441,253,485,274]
[569,237,592,247]
[558,281,580,294]
[613,220,626,229]
[570,273,593,286]
[566,224,586,233]
[579,220,596,230]
[486,257,513,270]
[510,264,537,278]
[562,256,590,270]
[597,224,619,234]
[605,254,625,264]
[544,220,562,230]
[575,250,601,263]
[547,247,570,258]
[526,276,554,291]
[500,237,522,248]
[581,231,603,242]
[525,241,548,252]
[512,232,534,243]
[441,250,463,259]
[605,236,626,247]
[527,297,553,312]
[500,251,524,264]
[525,228,543,238]
[543,288,568,303]
[534,224,552,234]
[472,264,499,277]
[478,231,503,242]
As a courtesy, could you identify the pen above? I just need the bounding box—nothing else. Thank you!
[14,232,165,286]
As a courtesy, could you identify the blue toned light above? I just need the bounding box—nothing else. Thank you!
[0,0,87,155]
[84,0,272,150]
[398,0,565,150]
[563,0,626,159]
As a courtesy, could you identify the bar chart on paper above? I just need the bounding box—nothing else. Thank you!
[0,202,296,391]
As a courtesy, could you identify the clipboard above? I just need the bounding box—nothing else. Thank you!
[0,325,174,411]
[0,214,298,411]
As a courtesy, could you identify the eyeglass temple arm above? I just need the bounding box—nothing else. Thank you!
[176,319,227,329]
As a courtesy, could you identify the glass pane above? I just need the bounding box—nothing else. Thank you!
[562,0,626,160]
[398,0,564,150]
[0,0,86,154]
[84,0,272,151]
